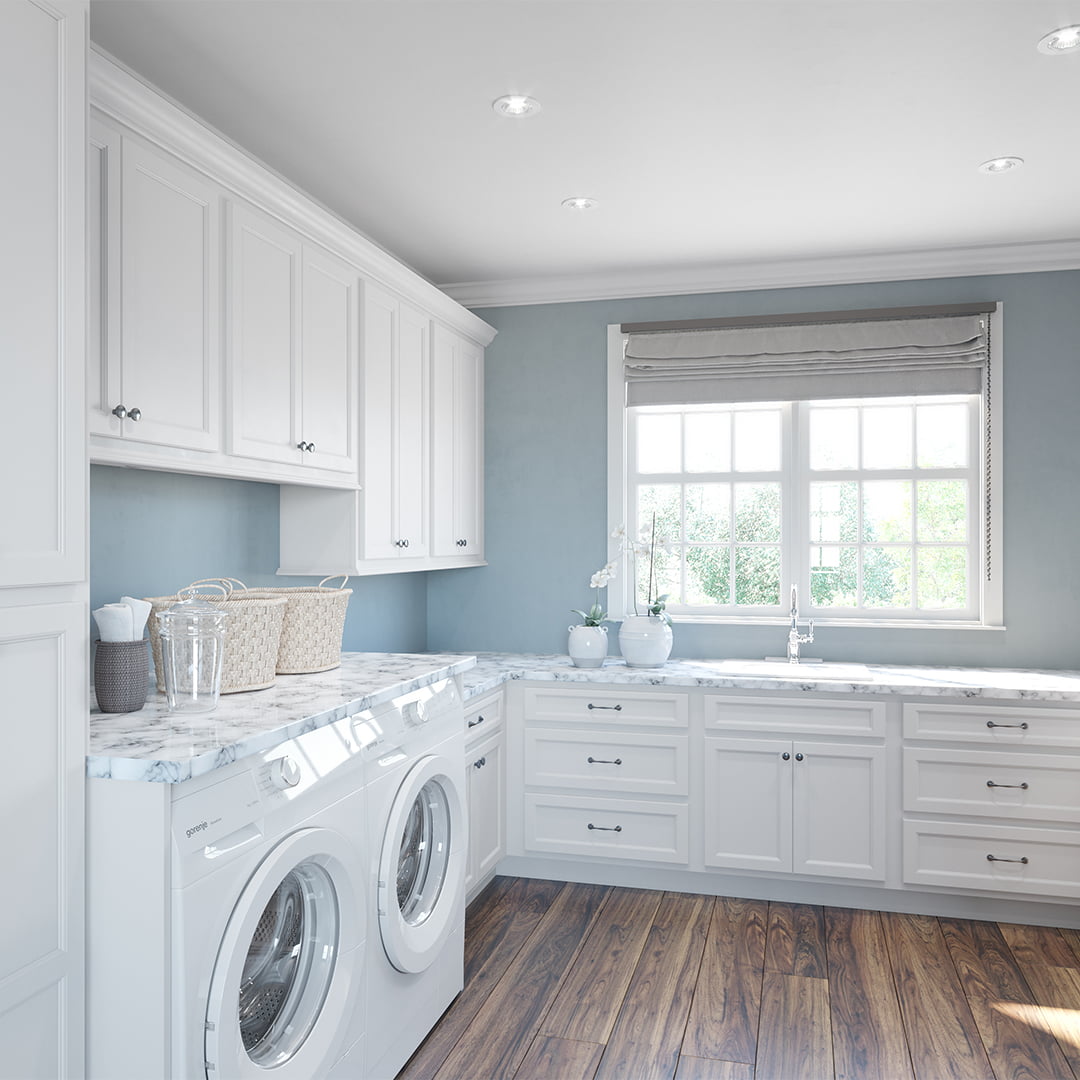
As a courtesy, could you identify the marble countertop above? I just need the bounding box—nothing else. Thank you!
[89,650,1080,784]
[460,653,1080,703]
[88,652,476,784]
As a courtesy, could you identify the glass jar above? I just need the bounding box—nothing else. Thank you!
[156,594,227,713]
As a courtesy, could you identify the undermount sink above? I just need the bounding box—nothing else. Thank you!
[715,659,873,682]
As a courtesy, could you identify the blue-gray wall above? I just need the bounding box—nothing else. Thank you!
[89,466,429,653]
[427,269,1080,669]
[90,269,1080,670]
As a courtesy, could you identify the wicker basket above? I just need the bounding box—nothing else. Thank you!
[144,580,288,694]
[244,576,352,674]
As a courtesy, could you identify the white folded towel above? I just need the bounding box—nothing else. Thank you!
[120,596,152,639]
[93,603,134,642]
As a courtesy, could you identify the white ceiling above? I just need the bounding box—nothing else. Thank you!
[89,1,1080,306]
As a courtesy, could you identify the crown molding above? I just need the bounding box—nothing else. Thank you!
[88,47,496,347]
[440,239,1080,310]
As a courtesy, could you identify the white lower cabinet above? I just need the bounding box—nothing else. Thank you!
[704,736,886,881]
[902,701,1080,900]
[464,692,506,901]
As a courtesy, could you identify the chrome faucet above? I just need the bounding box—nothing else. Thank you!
[787,584,814,663]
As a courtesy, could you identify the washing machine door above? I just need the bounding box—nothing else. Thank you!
[378,753,465,974]
[204,828,363,1078]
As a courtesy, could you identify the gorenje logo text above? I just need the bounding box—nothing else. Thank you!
[186,821,209,839]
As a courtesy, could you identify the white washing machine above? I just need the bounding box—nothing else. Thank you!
[87,716,370,1080]
[355,677,467,1080]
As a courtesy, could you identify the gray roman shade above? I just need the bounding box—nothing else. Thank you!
[623,303,995,406]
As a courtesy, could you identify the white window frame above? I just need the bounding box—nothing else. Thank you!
[606,319,1004,629]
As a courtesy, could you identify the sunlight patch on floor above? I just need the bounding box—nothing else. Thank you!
[993,1001,1080,1049]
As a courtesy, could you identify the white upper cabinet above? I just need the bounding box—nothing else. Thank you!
[89,120,221,454]
[432,325,484,560]
[227,201,357,478]
[361,283,430,560]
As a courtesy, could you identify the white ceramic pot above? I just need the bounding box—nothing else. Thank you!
[618,614,673,668]
[568,624,608,668]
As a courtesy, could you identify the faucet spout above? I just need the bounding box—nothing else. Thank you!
[786,584,814,663]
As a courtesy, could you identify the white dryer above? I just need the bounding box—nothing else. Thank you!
[87,717,369,1080]
[356,678,467,1080]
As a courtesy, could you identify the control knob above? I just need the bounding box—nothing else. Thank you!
[269,756,302,790]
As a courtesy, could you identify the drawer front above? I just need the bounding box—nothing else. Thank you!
[904,747,1080,824]
[705,694,886,737]
[903,702,1080,749]
[524,729,689,796]
[465,690,504,747]
[523,686,688,728]
[903,818,1080,899]
[524,793,689,864]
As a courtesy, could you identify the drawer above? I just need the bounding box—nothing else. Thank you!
[903,702,1080,749]
[904,747,1080,824]
[705,694,886,737]
[465,690,503,747]
[523,686,688,728]
[903,818,1080,899]
[524,729,689,796]
[524,793,689,864]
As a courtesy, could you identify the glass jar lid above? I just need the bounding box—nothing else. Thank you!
[156,593,227,636]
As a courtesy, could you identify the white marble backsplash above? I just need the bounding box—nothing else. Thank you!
[90,650,1080,784]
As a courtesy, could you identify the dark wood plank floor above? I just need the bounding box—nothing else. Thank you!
[398,877,1080,1080]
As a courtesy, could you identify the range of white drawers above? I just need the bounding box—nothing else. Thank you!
[520,686,690,864]
[902,701,1080,899]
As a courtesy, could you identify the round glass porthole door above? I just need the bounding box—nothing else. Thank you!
[379,755,465,974]
[239,862,336,1064]
[205,829,363,1079]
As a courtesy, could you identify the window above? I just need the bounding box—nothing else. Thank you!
[606,307,1002,628]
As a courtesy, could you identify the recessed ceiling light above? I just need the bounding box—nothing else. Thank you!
[1037,25,1080,54]
[561,196,598,211]
[492,94,541,118]
[978,156,1024,175]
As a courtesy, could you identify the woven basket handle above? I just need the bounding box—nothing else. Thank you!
[179,580,232,601]
[319,575,350,590]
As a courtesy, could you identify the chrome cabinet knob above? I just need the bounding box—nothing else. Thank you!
[112,404,142,421]
[306,442,315,453]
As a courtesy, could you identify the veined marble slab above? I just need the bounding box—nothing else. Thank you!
[90,651,1080,784]
[459,653,1080,703]
[88,652,476,784]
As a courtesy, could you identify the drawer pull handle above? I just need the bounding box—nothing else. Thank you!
[587,756,623,765]
[467,716,485,729]
[473,757,486,769]
[987,780,1029,790]
[782,752,790,760]
[987,853,1029,864]
[986,721,1029,730]
[587,823,622,832]
[588,703,622,711]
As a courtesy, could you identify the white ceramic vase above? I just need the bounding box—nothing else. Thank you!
[568,624,608,668]
[618,614,673,668]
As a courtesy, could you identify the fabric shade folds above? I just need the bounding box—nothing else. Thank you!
[623,307,994,406]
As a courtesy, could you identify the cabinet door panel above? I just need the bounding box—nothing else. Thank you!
[2,1,86,588]
[704,737,791,872]
[793,742,886,881]
[300,245,356,474]
[121,140,219,451]
[396,303,430,556]
[361,284,397,559]
[228,203,299,464]
[467,732,505,896]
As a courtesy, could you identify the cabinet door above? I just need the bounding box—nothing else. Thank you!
[466,731,505,898]
[299,244,357,475]
[227,202,300,464]
[432,326,483,558]
[120,139,220,451]
[396,302,430,557]
[361,284,398,559]
[704,737,792,872]
[793,742,886,881]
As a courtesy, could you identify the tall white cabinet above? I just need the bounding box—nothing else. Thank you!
[0,2,88,1076]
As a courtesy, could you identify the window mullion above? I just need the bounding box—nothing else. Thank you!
[787,401,804,612]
